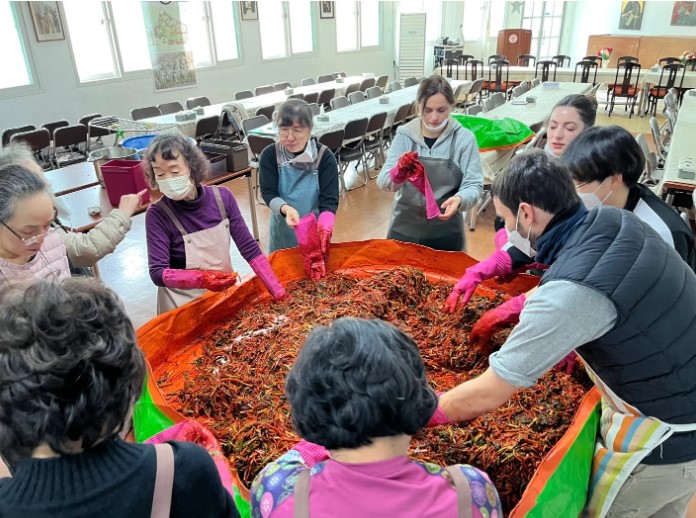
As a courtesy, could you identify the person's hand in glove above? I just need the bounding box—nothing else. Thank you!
[145,420,235,496]
[162,268,238,292]
[317,211,335,263]
[249,254,288,301]
[468,294,526,356]
[444,250,514,313]
[426,392,455,427]
[389,151,422,184]
[295,213,326,281]
[555,351,579,375]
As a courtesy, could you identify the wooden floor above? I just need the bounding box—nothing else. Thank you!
[96,108,656,330]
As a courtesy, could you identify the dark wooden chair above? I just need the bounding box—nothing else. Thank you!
[573,60,598,84]
[607,61,641,118]
[483,59,512,98]
[535,60,558,82]
[517,54,536,67]
[552,55,571,67]
[646,63,685,116]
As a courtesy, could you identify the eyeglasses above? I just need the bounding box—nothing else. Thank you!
[0,221,50,247]
[278,126,310,138]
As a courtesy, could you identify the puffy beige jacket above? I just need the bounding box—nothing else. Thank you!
[55,209,132,267]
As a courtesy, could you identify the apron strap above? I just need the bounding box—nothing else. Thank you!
[447,128,458,164]
[313,144,327,168]
[210,186,228,221]
[444,466,473,518]
[151,443,175,518]
[293,468,311,518]
[156,200,189,237]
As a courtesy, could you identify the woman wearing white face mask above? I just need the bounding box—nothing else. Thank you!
[545,94,598,158]
[143,134,286,314]
[378,75,483,251]
[564,125,695,269]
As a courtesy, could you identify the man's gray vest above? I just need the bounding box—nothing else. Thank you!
[540,207,696,463]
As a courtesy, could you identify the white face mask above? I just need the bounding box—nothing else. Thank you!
[157,174,193,201]
[578,178,612,210]
[506,207,537,259]
[422,116,450,133]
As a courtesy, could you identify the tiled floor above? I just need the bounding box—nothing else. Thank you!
[98,107,656,330]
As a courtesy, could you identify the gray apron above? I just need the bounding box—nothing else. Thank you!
[268,141,326,253]
[155,187,233,314]
[387,131,466,251]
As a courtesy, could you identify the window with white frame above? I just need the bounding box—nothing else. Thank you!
[62,1,241,83]
[0,2,34,90]
[521,1,565,60]
[258,1,314,60]
[336,1,380,53]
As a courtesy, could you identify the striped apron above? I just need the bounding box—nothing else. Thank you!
[580,356,696,517]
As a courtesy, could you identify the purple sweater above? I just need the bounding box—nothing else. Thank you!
[145,185,262,287]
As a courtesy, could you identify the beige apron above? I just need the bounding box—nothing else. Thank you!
[579,355,696,517]
[156,187,233,314]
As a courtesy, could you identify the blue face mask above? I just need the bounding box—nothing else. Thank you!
[506,207,537,259]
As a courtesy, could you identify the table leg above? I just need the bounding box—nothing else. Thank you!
[246,174,260,241]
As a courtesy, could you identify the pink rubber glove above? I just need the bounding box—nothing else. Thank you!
[249,254,287,301]
[145,420,234,496]
[389,151,421,184]
[427,392,455,427]
[295,213,326,281]
[409,171,441,220]
[293,440,330,467]
[444,250,514,313]
[162,268,238,292]
[317,211,335,262]
[555,351,579,375]
[496,261,550,284]
[469,293,526,355]
[494,227,508,250]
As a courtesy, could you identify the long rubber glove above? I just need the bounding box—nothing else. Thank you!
[469,293,526,355]
[555,351,579,375]
[162,268,238,292]
[249,254,287,301]
[444,250,513,313]
[317,211,335,263]
[388,151,419,184]
[295,213,326,281]
[390,152,440,219]
[426,392,455,427]
[145,420,234,497]
[494,227,508,250]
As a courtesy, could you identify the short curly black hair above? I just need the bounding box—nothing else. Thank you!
[0,278,145,468]
[562,125,645,187]
[285,318,438,450]
[141,133,209,188]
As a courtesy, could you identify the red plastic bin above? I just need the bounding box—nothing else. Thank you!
[100,159,151,206]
